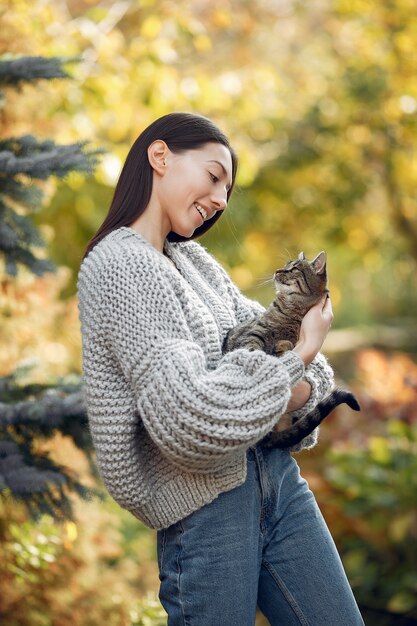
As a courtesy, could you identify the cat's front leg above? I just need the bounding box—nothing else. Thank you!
[274,339,294,354]
[244,336,266,351]
[222,325,266,352]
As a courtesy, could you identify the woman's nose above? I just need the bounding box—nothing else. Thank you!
[211,192,228,211]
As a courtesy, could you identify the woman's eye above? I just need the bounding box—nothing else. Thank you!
[209,172,219,183]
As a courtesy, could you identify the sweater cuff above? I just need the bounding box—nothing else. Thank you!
[285,367,322,453]
[290,352,334,420]
[228,348,305,387]
[290,369,321,420]
[276,349,306,386]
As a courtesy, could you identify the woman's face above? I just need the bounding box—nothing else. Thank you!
[156,142,233,238]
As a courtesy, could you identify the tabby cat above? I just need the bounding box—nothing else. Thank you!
[222,251,360,448]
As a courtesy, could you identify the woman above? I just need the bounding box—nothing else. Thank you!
[77,112,364,625]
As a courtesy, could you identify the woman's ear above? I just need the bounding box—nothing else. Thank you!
[147,140,169,174]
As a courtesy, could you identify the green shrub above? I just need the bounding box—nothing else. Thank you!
[324,421,417,625]
[128,593,167,626]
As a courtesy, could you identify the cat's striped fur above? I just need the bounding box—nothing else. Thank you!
[222,251,360,448]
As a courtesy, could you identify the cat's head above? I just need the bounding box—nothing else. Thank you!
[274,251,328,303]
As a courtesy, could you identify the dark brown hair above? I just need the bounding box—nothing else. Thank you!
[82,112,238,260]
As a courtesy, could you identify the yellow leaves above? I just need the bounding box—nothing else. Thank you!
[243,231,271,276]
[346,124,371,145]
[129,591,169,624]
[399,94,417,114]
[140,11,211,57]
[388,512,415,543]
[233,142,260,186]
[388,591,417,614]
[217,71,242,97]
[193,34,212,52]
[63,521,78,550]
[328,284,341,307]
[342,213,385,262]
[229,265,254,290]
[72,112,95,138]
[248,119,274,142]
[395,31,417,55]
[95,29,126,60]
[140,15,162,39]
[211,8,232,29]
[362,250,382,271]
[151,39,178,64]
[179,76,199,99]
[336,0,370,15]
[2,0,417,334]
[244,232,266,258]
[97,153,122,186]
[0,266,81,381]
[383,97,404,123]
[347,227,369,251]
[369,436,391,464]
[228,228,279,291]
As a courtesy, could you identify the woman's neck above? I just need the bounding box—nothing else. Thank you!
[127,208,170,254]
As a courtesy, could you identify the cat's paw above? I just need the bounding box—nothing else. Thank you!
[275,340,294,353]
[245,338,265,351]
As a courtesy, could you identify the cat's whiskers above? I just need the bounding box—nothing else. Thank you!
[275,248,294,264]
[254,275,275,288]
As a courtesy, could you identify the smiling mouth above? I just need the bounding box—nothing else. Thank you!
[194,203,208,221]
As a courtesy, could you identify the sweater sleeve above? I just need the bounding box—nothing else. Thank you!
[97,252,305,473]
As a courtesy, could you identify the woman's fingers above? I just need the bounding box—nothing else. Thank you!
[321,293,334,321]
[295,293,335,365]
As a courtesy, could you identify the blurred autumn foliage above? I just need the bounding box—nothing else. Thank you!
[1,0,417,624]
[299,350,417,624]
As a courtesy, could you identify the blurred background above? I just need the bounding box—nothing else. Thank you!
[0,1,416,625]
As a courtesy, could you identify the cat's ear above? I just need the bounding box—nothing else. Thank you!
[298,251,305,261]
[311,251,327,275]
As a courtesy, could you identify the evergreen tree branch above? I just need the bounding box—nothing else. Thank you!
[0,53,104,520]
[0,380,103,520]
[0,56,77,87]
[0,438,103,521]
[0,386,91,452]
[0,136,101,179]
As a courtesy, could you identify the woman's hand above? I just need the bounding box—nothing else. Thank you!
[293,295,333,367]
[286,379,312,412]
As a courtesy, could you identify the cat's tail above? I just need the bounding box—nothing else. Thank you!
[265,387,360,449]
[331,388,361,412]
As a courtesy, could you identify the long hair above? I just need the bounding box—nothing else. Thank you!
[82,112,238,260]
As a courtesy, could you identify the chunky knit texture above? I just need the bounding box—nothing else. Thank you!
[77,226,334,529]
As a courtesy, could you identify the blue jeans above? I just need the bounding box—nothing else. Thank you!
[157,444,364,625]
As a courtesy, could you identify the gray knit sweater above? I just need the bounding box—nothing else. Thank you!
[77,226,334,529]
